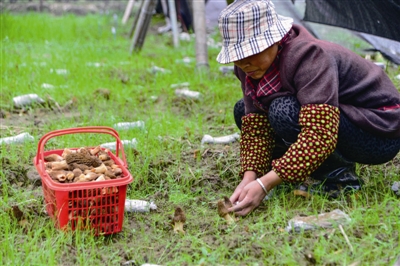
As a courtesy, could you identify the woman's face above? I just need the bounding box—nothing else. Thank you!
[233,43,279,80]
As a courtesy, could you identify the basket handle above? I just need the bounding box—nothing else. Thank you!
[35,126,127,167]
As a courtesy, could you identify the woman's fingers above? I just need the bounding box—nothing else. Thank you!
[228,196,254,216]
[228,180,266,216]
[229,190,241,205]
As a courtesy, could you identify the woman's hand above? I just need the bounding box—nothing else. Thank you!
[229,171,257,205]
[229,170,282,216]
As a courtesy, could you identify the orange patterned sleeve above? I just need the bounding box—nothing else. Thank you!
[239,113,275,178]
[271,104,340,183]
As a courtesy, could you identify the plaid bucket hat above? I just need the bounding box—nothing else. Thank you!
[216,0,293,64]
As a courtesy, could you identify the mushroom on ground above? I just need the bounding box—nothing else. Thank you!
[293,189,312,199]
[217,196,235,225]
[172,207,186,235]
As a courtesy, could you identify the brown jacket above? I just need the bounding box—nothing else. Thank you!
[235,24,400,138]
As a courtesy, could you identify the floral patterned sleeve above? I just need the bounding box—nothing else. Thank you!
[271,104,340,183]
[239,113,275,178]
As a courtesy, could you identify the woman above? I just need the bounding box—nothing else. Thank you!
[216,0,400,216]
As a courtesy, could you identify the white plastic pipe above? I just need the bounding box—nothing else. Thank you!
[193,0,209,70]
[168,0,179,48]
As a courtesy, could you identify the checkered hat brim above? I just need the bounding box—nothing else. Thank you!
[216,0,293,64]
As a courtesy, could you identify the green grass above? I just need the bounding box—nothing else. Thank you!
[1,11,400,266]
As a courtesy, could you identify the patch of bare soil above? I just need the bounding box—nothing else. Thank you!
[1,107,81,131]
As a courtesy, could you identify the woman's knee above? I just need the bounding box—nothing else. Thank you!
[233,98,245,130]
[268,96,301,143]
[337,112,400,164]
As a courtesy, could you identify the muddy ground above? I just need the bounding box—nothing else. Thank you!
[2,93,400,265]
[2,3,400,265]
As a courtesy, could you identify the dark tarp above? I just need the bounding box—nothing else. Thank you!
[274,0,319,38]
[355,33,400,65]
[303,0,400,43]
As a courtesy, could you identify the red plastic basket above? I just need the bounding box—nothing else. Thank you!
[34,126,133,235]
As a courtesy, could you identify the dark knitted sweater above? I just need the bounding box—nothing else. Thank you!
[236,24,400,138]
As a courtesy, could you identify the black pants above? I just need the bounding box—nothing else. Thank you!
[234,96,400,164]
[156,0,194,31]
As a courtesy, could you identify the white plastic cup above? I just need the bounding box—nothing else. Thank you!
[113,121,145,130]
[170,82,190,89]
[175,89,201,99]
[201,133,240,145]
[0,132,35,145]
[100,138,138,151]
[124,199,157,213]
[13,94,45,108]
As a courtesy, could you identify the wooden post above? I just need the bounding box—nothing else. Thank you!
[129,0,143,38]
[137,1,157,48]
[130,0,150,53]
[129,0,158,53]
[193,0,209,72]
[122,0,135,25]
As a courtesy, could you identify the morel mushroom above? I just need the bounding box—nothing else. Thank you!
[48,170,72,182]
[104,170,116,179]
[112,167,123,176]
[172,207,186,235]
[44,154,63,162]
[89,146,101,156]
[293,189,311,199]
[217,196,235,225]
[95,174,106,182]
[61,148,75,159]
[102,159,115,167]
[47,160,69,170]
[83,172,100,181]
[91,163,107,174]
[65,152,102,167]
[75,172,100,182]
[45,146,124,184]
[69,162,89,172]
[98,151,110,161]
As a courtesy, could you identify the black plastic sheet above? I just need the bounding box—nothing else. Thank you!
[303,0,400,42]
